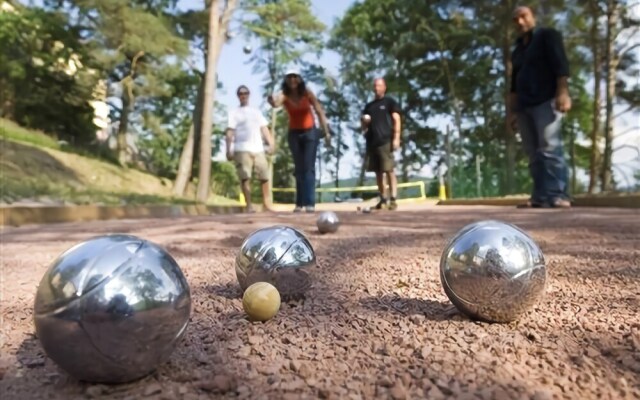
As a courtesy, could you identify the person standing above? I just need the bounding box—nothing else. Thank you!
[510,6,572,208]
[361,78,402,210]
[268,69,331,213]
[226,85,275,213]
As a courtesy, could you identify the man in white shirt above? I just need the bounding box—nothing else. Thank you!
[226,85,275,212]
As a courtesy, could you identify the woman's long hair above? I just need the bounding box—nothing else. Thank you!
[281,75,307,97]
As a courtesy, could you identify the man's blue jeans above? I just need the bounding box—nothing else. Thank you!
[516,99,569,204]
[288,129,319,207]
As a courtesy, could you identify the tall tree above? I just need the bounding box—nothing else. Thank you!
[196,0,238,203]
[242,0,326,197]
[600,0,639,191]
[587,0,604,193]
[46,0,190,165]
[172,8,208,196]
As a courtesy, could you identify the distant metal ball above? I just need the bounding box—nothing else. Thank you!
[34,234,191,383]
[440,220,546,323]
[236,226,315,298]
[243,45,252,54]
[317,211,340,234]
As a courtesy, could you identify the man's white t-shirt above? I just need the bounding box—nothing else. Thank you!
[227,106,268,153]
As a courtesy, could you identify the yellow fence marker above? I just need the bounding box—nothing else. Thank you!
[438,174,447,201]
[272,180,432,204]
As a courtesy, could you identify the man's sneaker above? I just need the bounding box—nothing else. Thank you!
[293,206,303,213]
[551,198,571,208]
[374,199,387,210]
[388,199,398,211]
[516,199,547,208]
[305,206,315,213]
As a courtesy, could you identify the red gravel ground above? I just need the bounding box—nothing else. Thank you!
[1,205,639,399]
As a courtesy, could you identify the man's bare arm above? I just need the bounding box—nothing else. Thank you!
[392,112,401,141]
[307,89,330,137]
[555,76,572,112]
[225,128,234,160]
[261,126,275,153]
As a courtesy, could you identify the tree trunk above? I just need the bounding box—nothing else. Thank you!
[335,126,342,188]
[316,146,322,203]
[357,141,366,188]
[117,85,131,166]
[588,0,602,193]
[196,0,238,203]
[173,124,196,196]
[569,121,577,194]
[401,132,409,183]
[398,97,410,183]
[268,107,277,204]
[502,0,515,195]
[600,0,617,192]
[445,125,453,198]
[0,77,14,119]
[173,76,205,196]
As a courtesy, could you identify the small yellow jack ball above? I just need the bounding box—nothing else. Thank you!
[242,282,281,321]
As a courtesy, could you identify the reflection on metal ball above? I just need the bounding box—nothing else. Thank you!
[440,220,546,323]
[317,211,340,234]
[243,45,252,54]
[34,234,191,383]
[236,226,315,298]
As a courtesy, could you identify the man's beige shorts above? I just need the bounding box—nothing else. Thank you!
[234,151,269,181]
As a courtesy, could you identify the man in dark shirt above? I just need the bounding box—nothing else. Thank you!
[510,6,572,208]
[361,78,402,210]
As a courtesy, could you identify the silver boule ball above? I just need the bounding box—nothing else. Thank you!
[440,220,546,323]
[243,45,252,54]
[316,211,340,234]
[236,226,315,298]
[34,234,191,383]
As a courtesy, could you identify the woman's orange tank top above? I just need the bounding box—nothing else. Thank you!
[283,95,314,130]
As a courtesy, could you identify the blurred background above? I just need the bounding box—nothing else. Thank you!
[1,0,638,207]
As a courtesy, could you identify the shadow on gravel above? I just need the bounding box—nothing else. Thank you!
[359,294,459,321]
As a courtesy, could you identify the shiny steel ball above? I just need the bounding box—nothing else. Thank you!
[243,45,252,54]
[34,234,191,383]
[236,226,315,298]
[440,220,546,323]
[316,211,340,234]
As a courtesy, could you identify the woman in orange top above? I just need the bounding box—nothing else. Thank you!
[268,69,331,213]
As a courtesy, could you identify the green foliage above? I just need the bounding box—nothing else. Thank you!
[136,70,200,178]
[0,118,61,149]
[210,160,241,199]
[243,0,326,85]
[0,6,99,142]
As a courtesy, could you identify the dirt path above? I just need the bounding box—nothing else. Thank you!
[1,205,639,399]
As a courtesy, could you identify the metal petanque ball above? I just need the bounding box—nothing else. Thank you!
[439,220,546,323]
[34,234,191,383]
[243,45,252,54]
[316,211,340,234]
[236,225,315,298]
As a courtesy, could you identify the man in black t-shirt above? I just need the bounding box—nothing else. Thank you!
[361,78,402,210]
[510,6,572,209]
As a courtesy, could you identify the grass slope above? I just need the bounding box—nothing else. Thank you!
[0,119,239,206]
